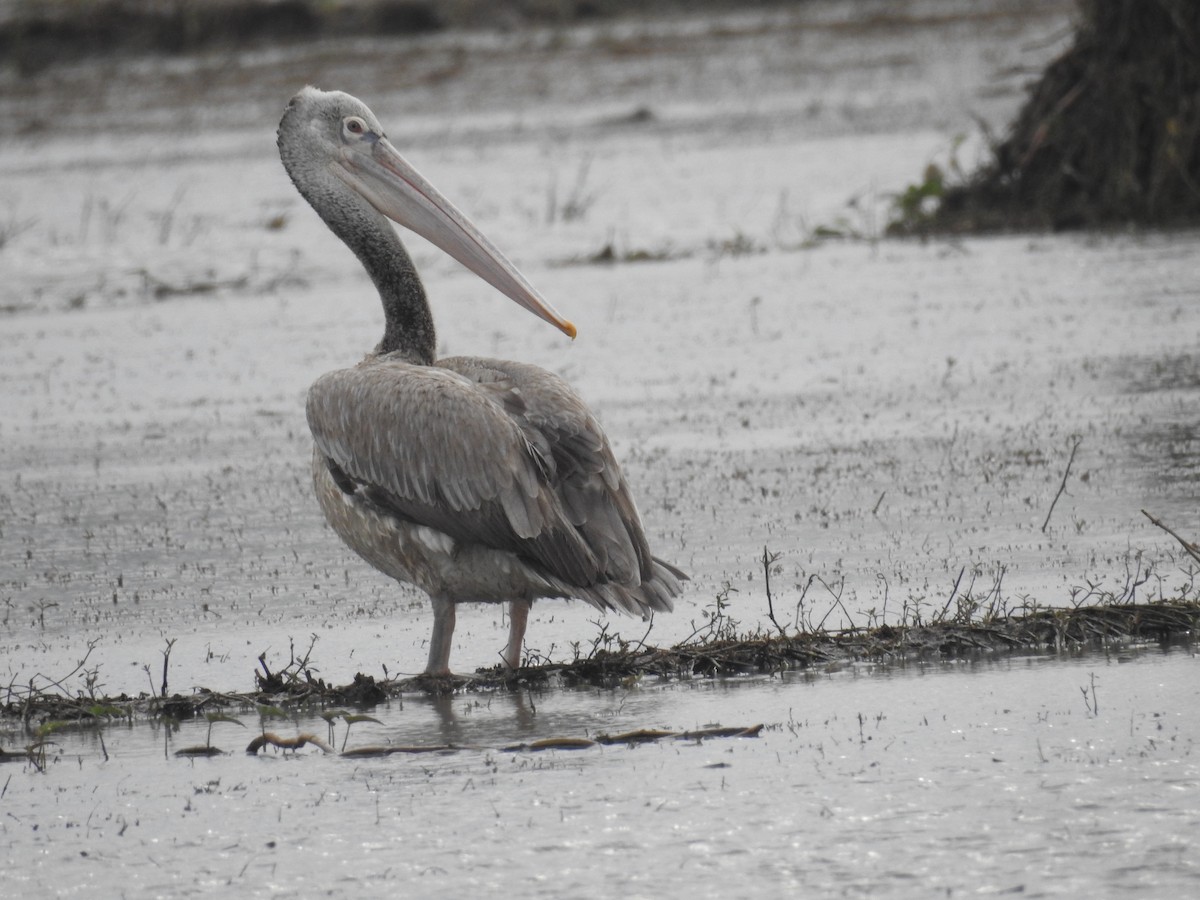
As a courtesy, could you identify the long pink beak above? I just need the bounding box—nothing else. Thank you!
[335,135,576,339]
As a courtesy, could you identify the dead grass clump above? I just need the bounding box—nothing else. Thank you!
[895,0,1200,233]
[496,598,1200,687]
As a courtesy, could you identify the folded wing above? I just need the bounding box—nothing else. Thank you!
[306,354,660,598]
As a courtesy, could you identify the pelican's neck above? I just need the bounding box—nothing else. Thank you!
[344,217,436,363]
[303,177,437,364]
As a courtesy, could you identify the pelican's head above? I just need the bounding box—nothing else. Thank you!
[278,86,576,339]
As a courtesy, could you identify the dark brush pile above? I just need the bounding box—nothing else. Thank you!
[911,0,1200,233]
[505,598,1200,687]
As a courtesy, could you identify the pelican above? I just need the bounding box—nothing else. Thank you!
[277,87,686,676]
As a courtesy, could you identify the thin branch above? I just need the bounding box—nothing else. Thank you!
[1042,437,1082,533]
[1142,509,1200,565]
[762,546,787,638]
[30,640,100,700]
[160,638,176,698]
[813,575,855,633]
[938,565,967,621]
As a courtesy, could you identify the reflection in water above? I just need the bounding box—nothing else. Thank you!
[419,689,540,746]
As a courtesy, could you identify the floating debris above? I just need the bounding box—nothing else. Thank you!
[243,723,762,758]
[246,732,333,755]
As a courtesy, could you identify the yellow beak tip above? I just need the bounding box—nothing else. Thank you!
[563,320,578,340]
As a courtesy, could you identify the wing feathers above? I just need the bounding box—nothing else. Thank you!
[307,354,672,599]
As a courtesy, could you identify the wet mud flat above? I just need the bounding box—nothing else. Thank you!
[1,0,1200,894]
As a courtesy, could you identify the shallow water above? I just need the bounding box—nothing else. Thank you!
[3,649,1198,898]
[2,1,1200,894]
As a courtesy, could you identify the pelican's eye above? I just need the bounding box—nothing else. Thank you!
[343,116,370,140]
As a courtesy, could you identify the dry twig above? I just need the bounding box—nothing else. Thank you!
[1042,437,1082,532]
[1142,509,1200,564]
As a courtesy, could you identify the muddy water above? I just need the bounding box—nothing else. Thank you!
[1,1,1199,895]
[2,650,1198,898]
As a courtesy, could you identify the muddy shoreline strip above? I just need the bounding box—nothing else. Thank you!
[4,599,1196,730]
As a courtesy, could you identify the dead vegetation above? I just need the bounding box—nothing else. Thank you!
[3,593,1196,735]
[3,554,1196,759]
[507,597,1200,688]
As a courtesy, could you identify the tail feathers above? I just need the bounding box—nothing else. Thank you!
[549,556,687,617]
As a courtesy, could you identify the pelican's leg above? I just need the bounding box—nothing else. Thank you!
[502,599,531,670]
[426,596,456,676]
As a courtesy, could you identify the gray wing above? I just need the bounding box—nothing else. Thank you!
[442,356,655,583]
[306,354,653,591]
